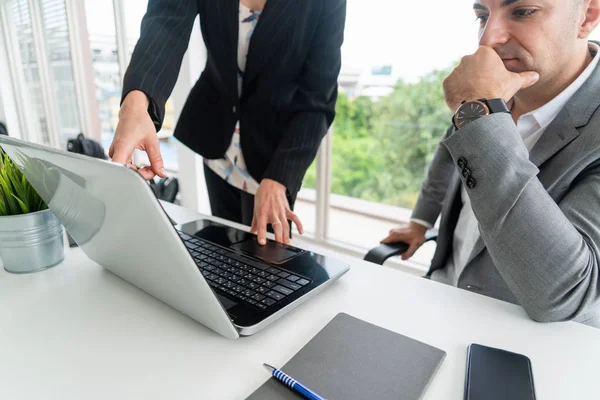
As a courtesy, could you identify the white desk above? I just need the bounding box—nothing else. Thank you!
[1,202,599,399]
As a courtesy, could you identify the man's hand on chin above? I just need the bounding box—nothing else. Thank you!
[443,46,540,112]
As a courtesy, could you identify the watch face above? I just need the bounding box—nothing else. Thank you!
[454,100,489,129]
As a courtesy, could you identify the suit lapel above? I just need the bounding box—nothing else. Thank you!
[206,0,238,101]
[242,0,298,93]
[529,112,580,168]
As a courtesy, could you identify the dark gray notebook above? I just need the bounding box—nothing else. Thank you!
[247,313,446,400]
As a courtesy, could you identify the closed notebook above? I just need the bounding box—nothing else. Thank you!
[246,312,446,400]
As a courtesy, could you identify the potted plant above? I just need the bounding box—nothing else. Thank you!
[0,149,64,273]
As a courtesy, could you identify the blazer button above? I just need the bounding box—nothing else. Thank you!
[466,177,477,189]
[457,157,468,169]
[462,167,472,178]
[232,105,236,114]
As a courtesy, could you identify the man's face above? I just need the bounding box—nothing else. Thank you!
[474,0,583,81]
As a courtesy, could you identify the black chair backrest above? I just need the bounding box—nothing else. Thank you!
[149,177,179,204]
[67,133,108,160]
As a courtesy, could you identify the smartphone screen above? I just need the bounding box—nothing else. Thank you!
[465,344,536,400]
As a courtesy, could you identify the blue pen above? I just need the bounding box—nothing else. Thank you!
[263,363,327,400]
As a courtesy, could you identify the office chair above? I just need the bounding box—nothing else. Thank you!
[363,229,438,265]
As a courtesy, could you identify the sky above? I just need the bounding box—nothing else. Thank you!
[84,0,600,83]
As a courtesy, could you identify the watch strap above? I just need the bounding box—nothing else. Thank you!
[483,98,510,114]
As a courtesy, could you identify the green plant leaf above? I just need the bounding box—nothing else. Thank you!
[11,193,29,214]
[0,150,48,215]
[7,166,28,207]
[0,187,7,216]
[27,184,36,210]
[0,169,20,214]
[22,174,31,206]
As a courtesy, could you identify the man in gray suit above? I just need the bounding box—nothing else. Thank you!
[381,0,600,327]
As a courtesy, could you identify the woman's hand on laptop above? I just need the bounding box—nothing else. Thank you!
[109,90,167,180]
[251,179,304,245]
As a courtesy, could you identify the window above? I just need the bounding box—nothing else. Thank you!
[293,157,319,238]
[293,0,477,263]
[82,0,179,171]
[1,0,599,267]
[84,0,120,156]
[6,0,81,148]
[10,0,48,144]
[39,0,81,147]
[324,0,477,259]
[124,0,179,172]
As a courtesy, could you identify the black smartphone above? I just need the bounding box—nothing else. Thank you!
[464,343,536,400]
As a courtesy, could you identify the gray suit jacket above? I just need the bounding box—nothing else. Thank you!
[412,45,600,327]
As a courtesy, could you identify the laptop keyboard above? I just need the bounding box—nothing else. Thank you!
[177,231,311,310]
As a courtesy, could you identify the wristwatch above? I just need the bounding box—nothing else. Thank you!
[452,98,510,130]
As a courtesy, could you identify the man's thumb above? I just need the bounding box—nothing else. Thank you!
[401,242,420,260]
[518,71,540,90]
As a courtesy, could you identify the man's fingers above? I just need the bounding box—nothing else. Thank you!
[516,71,540,91]
[145,137,166,178]
[401,242,420,261]
[504,71,539,102]
[381,232,403,244]
[286,210,303,235]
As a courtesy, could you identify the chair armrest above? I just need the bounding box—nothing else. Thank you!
[363,229,438,265]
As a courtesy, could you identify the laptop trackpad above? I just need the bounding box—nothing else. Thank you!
[217,294,237,310]
[230,238,303,264]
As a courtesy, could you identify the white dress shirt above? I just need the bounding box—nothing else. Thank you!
[430,43,600,286]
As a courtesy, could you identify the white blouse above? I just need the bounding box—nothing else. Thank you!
[204,2,262,194]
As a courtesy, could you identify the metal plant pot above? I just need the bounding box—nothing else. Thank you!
[0,209,64,274]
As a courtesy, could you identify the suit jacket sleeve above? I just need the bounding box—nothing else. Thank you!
[121,0,198,131]
[443,113,600,323]
[410,125,457,226]
[262,0,346,196]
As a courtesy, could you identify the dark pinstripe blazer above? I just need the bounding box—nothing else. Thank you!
[122,0,346,198]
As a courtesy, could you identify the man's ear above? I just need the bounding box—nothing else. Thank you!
[578,0,600,39]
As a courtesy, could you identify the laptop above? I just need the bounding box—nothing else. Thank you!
[0,136,350,339]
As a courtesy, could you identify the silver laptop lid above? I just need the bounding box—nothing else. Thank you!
[0,136,239,339]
